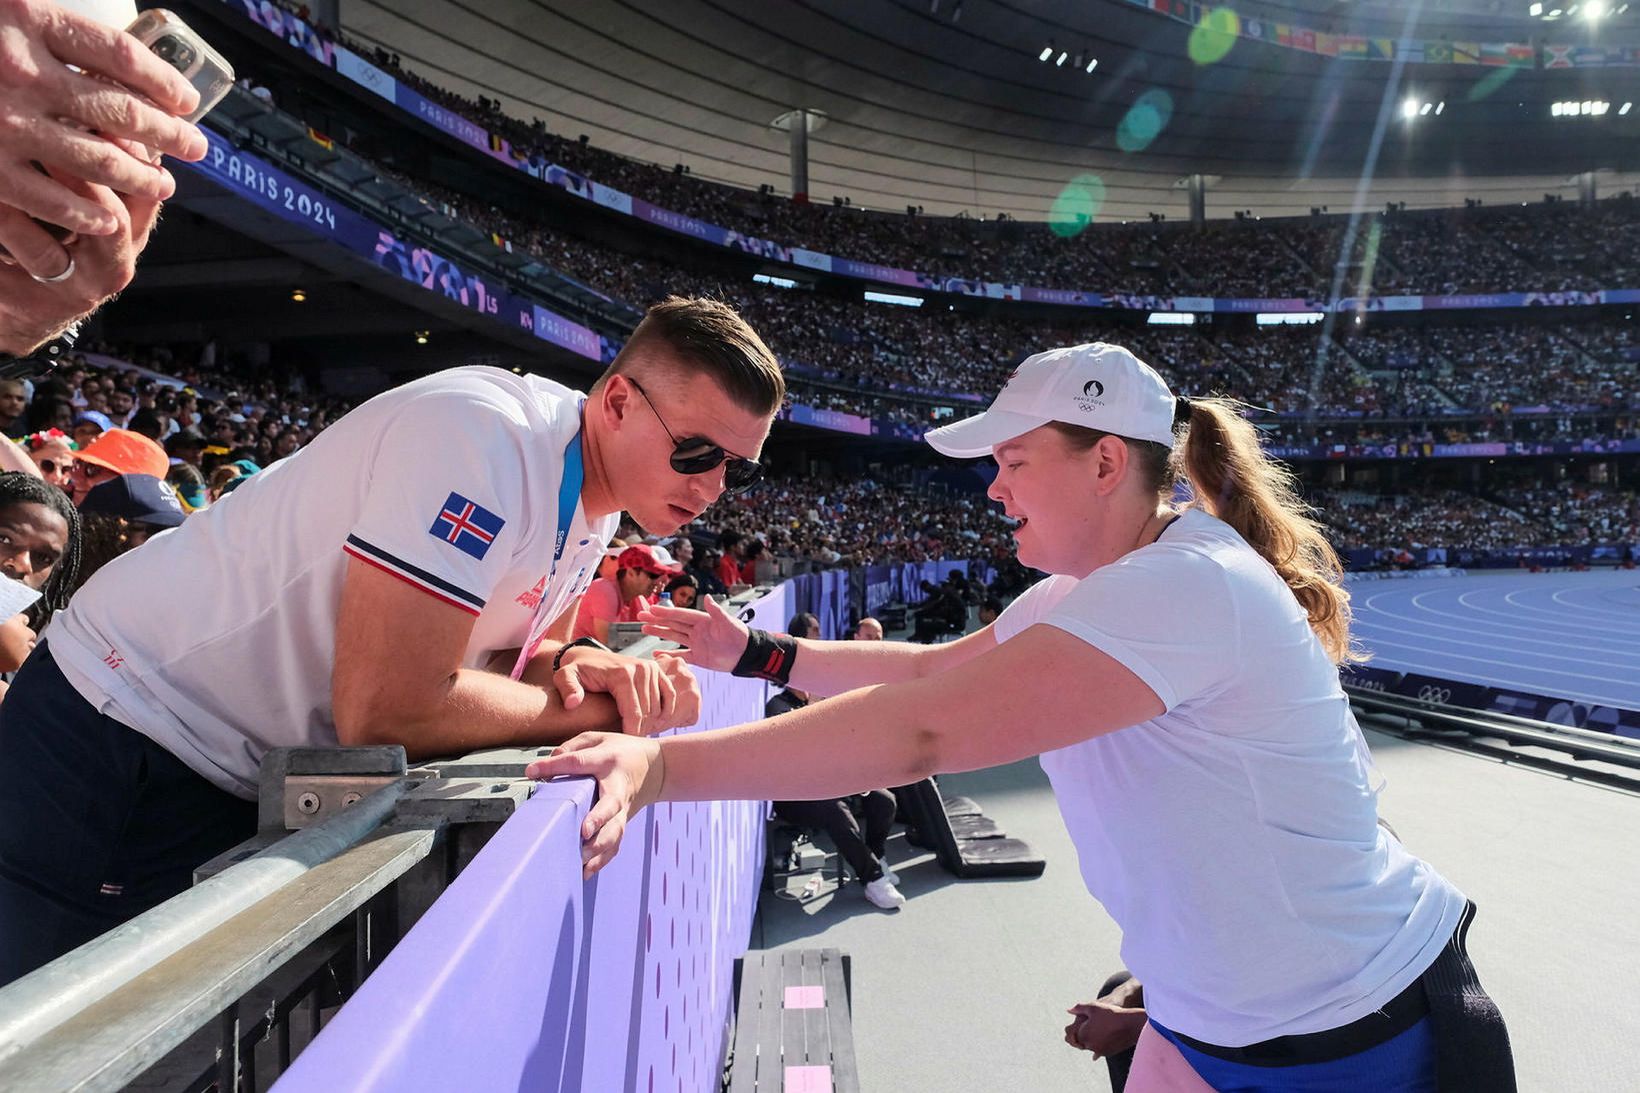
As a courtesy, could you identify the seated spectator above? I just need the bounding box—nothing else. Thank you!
[689,546,729,600]
[68,429,169,507]
[0,472,81,629]
[74,470,182,581]
[716,530,753,588]
[22,397,74,437]
[663,572,699,609]
[853,617,884,641]
[71,411,110,452]
[0,381,28,438]
[166,429,207,469]
[573,543,681,642]
[20,430,75,494]
[768,613,905,911]
[167,464,208,513]
[205,464,242,504]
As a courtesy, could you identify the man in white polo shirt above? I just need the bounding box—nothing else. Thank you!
[0,297,785,984]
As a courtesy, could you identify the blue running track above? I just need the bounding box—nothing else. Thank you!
[1350,571,1640,713]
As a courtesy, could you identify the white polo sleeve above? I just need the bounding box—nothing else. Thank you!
[1039,549,1239,710]
[991,574,1079,643]
[342,386,534,617]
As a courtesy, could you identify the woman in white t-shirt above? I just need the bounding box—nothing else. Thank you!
[530,343,1515,1091]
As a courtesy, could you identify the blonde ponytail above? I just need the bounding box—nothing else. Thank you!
[1176,398,1362,665]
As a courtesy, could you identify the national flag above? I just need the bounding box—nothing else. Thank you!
[1399,40,1425,64]
[1276,23,1292,45]
[1480,43,1512,66]
[1369,38,1395,60]
[1453,41,1481,64]
[1244,17,1262,39]
[429,492,506,561]
[1506,43,1534,65]
[306,127,333,150]
[1294,28,1316,52]
[1337,36,1368,60]
[1315,32,1338,58]
[1424,41,1453,64]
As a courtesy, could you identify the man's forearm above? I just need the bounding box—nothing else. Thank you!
[352,667,619,759]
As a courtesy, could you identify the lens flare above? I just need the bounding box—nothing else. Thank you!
[1117,90,1174,153]
[1048,173,1108,237]
[1188,7,1240,66]
[1466,61,1526,103]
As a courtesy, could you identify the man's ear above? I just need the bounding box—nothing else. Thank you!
[595,375,633,432]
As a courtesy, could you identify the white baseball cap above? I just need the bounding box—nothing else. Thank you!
[925,343,1179,458]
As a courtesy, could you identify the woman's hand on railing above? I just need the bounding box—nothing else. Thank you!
[638,594,748,673]
[527,733,665,878]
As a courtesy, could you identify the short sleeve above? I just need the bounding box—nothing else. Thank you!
[992,575,1078,643]
[573,580,620,639]
[343,385,534,617]
[1040,551,1238,710]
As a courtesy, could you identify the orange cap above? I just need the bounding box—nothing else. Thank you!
[76,429,168,479]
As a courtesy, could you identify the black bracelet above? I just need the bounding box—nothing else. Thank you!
[732,628,798,685]
[551,636,609,673]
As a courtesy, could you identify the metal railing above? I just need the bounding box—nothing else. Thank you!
[1346,684,1640,791]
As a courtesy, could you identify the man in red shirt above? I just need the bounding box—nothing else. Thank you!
[573,544,682,642]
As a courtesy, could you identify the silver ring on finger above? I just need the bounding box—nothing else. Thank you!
[29,256,75,284]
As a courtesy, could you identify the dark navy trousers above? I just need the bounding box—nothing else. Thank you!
[0,643,256,987]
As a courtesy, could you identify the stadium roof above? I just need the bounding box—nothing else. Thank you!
[343,0,1640,219]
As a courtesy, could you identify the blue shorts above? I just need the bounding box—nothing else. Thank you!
[1151,1015,1438,1093]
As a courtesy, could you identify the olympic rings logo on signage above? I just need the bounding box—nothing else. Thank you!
[1415,685,1453,705]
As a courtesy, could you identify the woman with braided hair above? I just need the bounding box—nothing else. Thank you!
[0,470,80,628]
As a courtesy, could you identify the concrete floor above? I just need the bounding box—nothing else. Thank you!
[753,731,1640,1092]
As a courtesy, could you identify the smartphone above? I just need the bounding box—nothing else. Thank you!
[125,9,236,123]
[0,8,233,256]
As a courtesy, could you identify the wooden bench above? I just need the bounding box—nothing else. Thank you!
[727,948,859,1092]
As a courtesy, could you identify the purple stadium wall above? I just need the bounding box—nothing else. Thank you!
[274,585,790,1092]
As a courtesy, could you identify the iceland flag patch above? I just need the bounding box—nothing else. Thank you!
[430,492,505,560]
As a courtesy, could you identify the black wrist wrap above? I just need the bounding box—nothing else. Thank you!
[732,628,798,685]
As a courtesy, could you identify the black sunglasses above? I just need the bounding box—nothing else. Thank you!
[627,378,763,493]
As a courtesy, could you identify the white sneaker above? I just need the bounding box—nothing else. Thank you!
[878,860,900,886]
[863,876,906,910]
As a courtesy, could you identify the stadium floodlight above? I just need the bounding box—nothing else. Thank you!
[1256,312,1325,325]
[1147,312,1196,325]
[1401,97,1420,119]
[1586,0,1606,16]
[1622,102,1634,115]
[1420,102,1433,115]
[1551,101,1564,115]
[1529,1,1543,12]
[1568,3,1579,12]
[1435,101,1445,114]
[753,274,799,289]
[1039,45,1053,61]
[1594,100,1610,114]
[1057,50,1068,66]
[1086,56,1099,73]
[1548,7,1562,14]
[864,290,925,308]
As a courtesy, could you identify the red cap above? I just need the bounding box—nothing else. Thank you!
[76,428,168,479]
[617,544,683,576]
